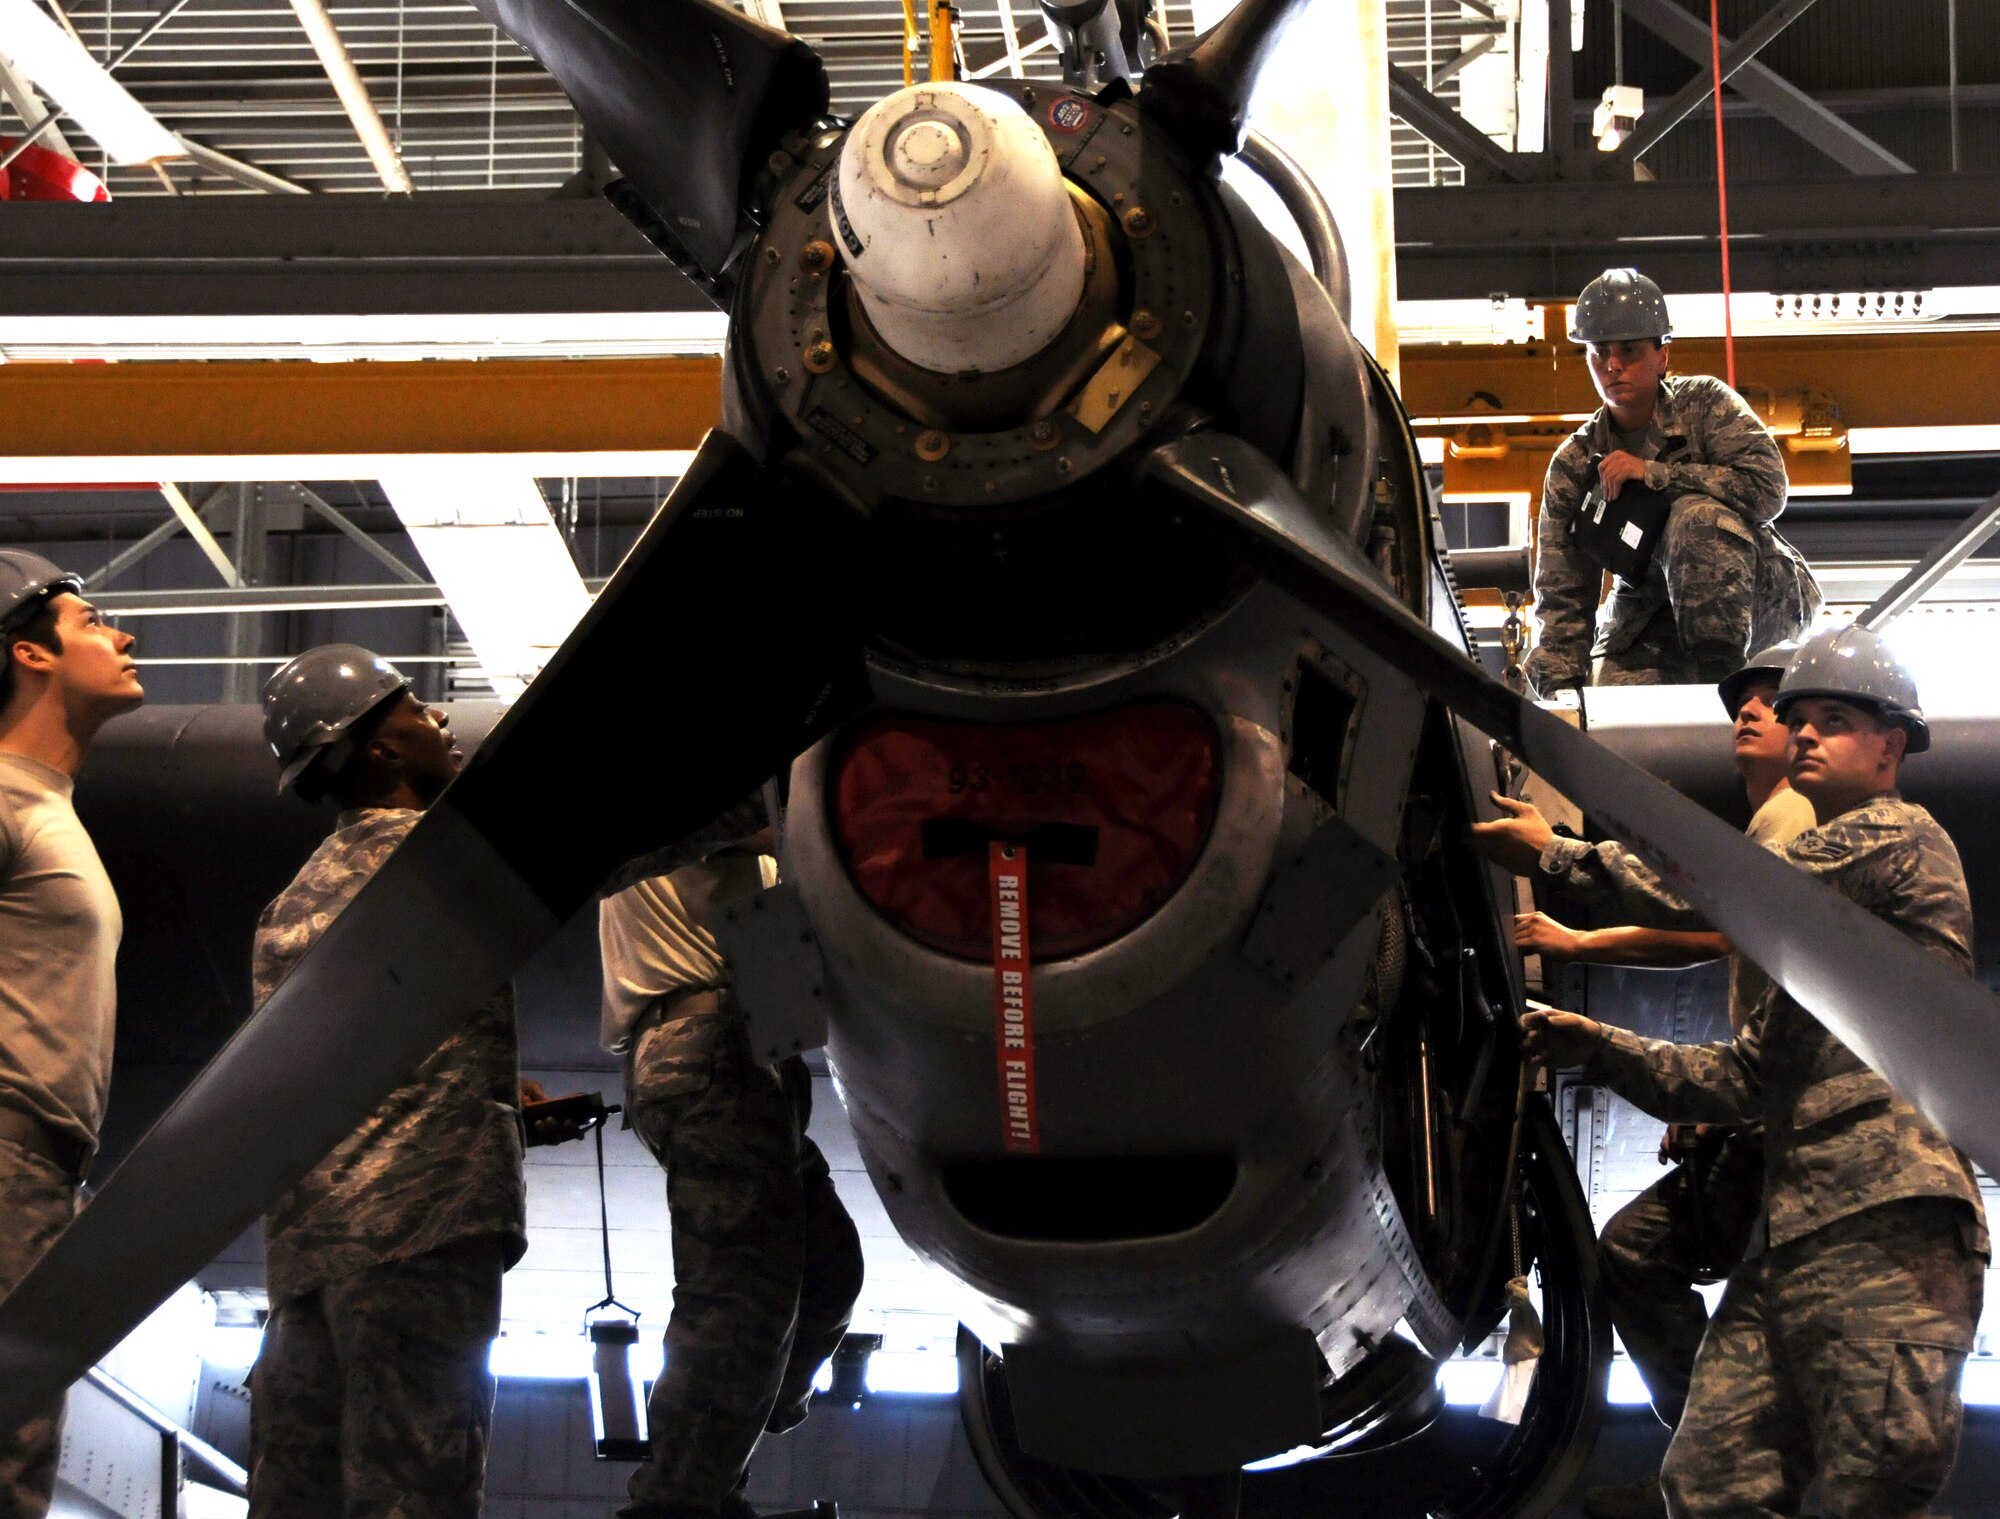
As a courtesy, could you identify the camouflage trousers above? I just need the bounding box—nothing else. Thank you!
[1661,1197,1984,1519]
[0,1139,76,1519]
[620,992,865,1519]
[1599,1130,1763,1428]
[247,1234,505,1519]
[1596,496,1812,687]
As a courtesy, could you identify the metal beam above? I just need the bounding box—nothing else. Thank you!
[1430,36,1494,90]
[297,486,425,584]
[1,359,718,459]
[95,584,447,616]
[1398,329,2000,434]
[1546,0,1577,175]
[10,329,2000,476]
[0,49,76,161]
[0,194,702,318]
[1857,490,2000,631]
[1618,0,1912,175]
[172,133,311,195]
[286,0,414,193]
[83,482,230,589]
[1387,62,1534,183]
[160,483,245,587]
[1394,171,2000,301]
[1610,0,1823,167]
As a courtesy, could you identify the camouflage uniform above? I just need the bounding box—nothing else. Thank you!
[247,808,527,1519]
[1543,794,1986,1517]
[619,992,864,1519]
[0,1141,72,1519]
[1526,374,1820,694]
[1597,1127,1764,1429]
[1592,786,1816,1427]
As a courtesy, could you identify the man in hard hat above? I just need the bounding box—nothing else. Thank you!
[0,551,143,1519]
[1525,268,1820,695]
[247,645,528,1519]
[1479,646,1816,1519]
[1516,625,1985,1518]
[602,798,863,1519]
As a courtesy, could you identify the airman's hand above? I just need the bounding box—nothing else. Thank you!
[1597,450,1648,500]
[1472,793,1555,875]
[1521,1005,1603,1071]
[521,1079,589,1146]
[1515,911,1585,960]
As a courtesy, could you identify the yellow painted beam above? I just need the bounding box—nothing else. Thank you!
[0,357,724,459]
[1399,330,2000,431]
[4,329,1994,468]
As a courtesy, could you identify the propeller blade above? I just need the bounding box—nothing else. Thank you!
[465,0,828,291]
[1142,431,2000,1180]
[0,433,867,1421]
[1138,0,1316,158]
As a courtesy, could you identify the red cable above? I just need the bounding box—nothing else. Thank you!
[1709,0,1737,387]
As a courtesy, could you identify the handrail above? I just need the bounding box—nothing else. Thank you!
[84,1367,249,1497]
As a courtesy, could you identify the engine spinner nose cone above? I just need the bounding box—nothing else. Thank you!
[835,81,1088,376]
[885,111,972,198]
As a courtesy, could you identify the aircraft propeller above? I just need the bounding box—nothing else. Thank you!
[0,434,867,1417]
[4,0,1999,1448]
[1142,426,2000,1187]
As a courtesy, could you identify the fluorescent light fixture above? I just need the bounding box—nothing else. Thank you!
[1647,287,2000,340]
[1437,1359,1505,1407]
[488,1330,662,1382]
[0,0,180,164]
[1395,300,1545,349]
[863,1351,959,1396]
[202,1325,266,1369]
[1848,426,2000,457]
[1436,1355,1652,1410]
[1961,1359,2000,1406]
[587,1318,650,1459]
[488,1334,590,1381]
[0,452,700,487]
[184,1486,250,1519]
[378,459,594,699]
[1605,1359,1654,1405]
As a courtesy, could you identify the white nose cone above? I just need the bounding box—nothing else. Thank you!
[834,82,1088,376]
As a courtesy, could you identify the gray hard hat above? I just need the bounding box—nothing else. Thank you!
[261,643,411,795]
[1774,624,1929,754]
[1570,268,1673,345]
[1717,643,1798,717]
[0,550,84,635]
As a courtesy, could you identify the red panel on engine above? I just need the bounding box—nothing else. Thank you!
[832,702,1221,960]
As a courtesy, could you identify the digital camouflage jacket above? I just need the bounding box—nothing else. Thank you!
[1528,373,1814,691]
[252,808,527,1306]
[1539,794,1987,1254]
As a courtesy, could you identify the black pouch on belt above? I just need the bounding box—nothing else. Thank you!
[1567,447,1682,581]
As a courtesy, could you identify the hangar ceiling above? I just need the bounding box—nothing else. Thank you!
[7,0,1993,199]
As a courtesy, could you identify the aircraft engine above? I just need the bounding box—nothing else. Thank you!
[14,4,2000,1519]
[696,70,1609,1508]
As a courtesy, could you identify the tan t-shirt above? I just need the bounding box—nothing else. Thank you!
[599,851,776,1053]
[1728,785,1820,1028]
[0,751,122,1155]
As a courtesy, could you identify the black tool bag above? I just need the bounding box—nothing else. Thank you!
[1567,446,1683,581]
